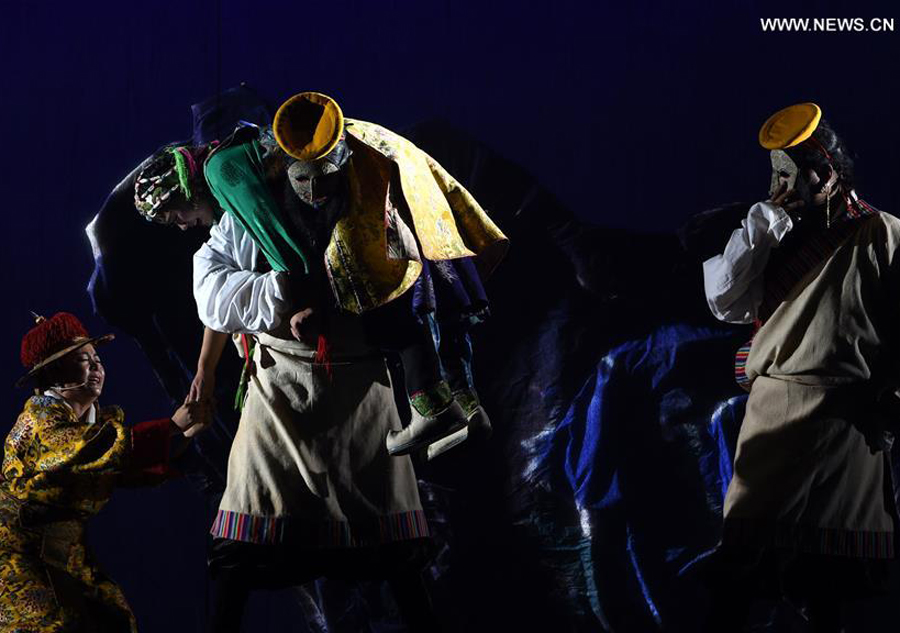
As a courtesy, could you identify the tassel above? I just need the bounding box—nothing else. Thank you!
[233,334,255,411]
[315,334,333,380]
[233,365,249,411]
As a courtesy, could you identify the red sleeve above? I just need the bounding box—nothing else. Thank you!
[125,418,178,484]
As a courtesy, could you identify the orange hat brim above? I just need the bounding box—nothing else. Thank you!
[759,102,822,150]
[273,92,344,161]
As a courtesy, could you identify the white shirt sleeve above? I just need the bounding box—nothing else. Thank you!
[193,213,292,333]
[702,201,794,324]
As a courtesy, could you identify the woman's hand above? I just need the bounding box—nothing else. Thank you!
[171,401,212,439]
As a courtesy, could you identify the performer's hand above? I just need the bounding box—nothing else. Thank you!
[172,401,212,438]
[770,182,804,214]
[289,307,319,343]
[187,369,215,405]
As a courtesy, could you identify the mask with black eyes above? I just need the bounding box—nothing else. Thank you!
[287,139,352,207]
[769,149,799,197]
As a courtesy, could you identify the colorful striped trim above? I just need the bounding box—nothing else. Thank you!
[724,518,894,559]
[733,344,751,388]
[809,526,894,559]
[847,195,875,220]
[210,509,431,546]
[210,509,285,544]
[733,329,758,392]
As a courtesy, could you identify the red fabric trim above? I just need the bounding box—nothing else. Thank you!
[240,333,255,377]
[241,333,251,367]
[128,418,174,481]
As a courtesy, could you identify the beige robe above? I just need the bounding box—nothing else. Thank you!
[723,211,900,558]
[211,317,428,547]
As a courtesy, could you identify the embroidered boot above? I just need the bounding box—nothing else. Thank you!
[426,389,492,461]
[386,383,468,456]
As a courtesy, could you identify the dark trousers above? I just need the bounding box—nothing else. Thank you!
[206,537,439,633]
[702,545,888,633]
[364,294,476,398]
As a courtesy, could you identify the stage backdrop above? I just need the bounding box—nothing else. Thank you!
[2,0,900,631]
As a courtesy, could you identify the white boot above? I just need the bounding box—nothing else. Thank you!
[386,400,468,456]
[426,404,492,461]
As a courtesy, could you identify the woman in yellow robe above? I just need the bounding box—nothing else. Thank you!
[0,313,208,632]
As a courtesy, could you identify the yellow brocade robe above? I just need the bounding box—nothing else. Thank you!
[326,120,509,313]
[0,395,172,633]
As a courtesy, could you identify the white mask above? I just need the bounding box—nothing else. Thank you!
[287,139,351,207]
[769,149,799,197]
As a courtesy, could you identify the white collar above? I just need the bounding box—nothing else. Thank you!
[43,390,97,425]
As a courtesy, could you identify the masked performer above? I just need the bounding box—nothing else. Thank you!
[0,312,209,632]
[134,92,507,459]
[133,92,506,631]
[701,103,899,632]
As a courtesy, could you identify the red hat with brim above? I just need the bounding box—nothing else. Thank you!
[16,313,114,388]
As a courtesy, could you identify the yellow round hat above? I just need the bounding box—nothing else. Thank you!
[273,92,345,161]
[758,102,822,150]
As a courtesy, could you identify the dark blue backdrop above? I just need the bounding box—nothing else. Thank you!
[2,0,900,631]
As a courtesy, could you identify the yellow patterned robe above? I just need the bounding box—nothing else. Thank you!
[0,395,171,633]
[327,120,508,313]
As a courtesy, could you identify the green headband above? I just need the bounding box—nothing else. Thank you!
[169,147,194,201]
